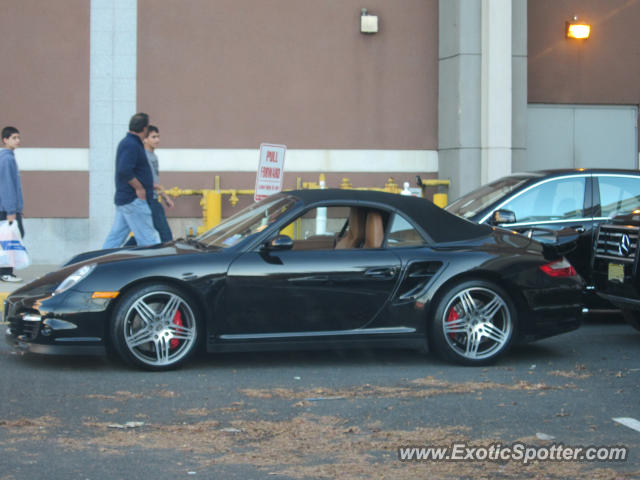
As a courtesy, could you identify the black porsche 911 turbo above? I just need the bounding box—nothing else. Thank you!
[5,189,583,370]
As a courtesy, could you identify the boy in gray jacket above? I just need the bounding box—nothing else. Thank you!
[0,126,25,282]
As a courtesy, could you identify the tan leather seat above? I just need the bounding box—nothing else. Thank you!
[364,211,384,248]
[335,208,365,249]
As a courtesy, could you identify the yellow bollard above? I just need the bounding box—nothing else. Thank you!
[280,222,295,239]
[432,193,448,208]
[202,190,222,231]
[340,177,352,189]
[384,177,400,194]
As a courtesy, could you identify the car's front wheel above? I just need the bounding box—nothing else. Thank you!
[110,283,201,370]
[621,309,640,332]
[430,279,516,366]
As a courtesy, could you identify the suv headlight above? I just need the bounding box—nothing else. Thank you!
[54,263,97,294]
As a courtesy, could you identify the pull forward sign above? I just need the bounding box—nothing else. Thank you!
[254,143,286,202]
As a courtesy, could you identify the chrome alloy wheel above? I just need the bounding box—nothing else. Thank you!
[442,287,512,361]
[122,291,197,367]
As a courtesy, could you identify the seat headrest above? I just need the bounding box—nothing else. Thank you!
[364,211,384,248]
[335,208,365,249]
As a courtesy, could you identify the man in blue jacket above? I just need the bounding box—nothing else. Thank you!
[103,113,160,249]
[0,126,25,282]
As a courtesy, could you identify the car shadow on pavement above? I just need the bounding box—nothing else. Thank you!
[190,348,434,369]
[9,322,634,372]
[7,352,127,372]
[188,344,573,371]
[3,342,581,372]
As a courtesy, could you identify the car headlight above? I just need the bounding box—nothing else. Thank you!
[54,263,97,294]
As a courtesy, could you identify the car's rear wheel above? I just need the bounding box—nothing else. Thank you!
[110,283,201,370]
[621,309,640,332]
[430,280,516,366]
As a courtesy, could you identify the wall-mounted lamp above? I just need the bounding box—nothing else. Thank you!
[566,16,591,39]
[360,8,378,34]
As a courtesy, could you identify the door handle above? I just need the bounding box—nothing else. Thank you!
[571,226,585,233]
[365,267,398,278]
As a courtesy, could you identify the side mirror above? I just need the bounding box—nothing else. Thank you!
[490,209,516,225]
[266,234,294,251]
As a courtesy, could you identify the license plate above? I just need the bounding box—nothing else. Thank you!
[608,263,625,282]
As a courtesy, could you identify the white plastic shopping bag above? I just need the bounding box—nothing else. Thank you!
[0,220,30,269]
[0,241,9,267]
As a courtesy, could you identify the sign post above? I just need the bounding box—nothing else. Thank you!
[254,143,286,202]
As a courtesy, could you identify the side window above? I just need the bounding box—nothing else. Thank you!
[387,214,426,248]
[278,206,388,251]
[279,205,349,251]
[500,177,585,223]
[598,176,640,218]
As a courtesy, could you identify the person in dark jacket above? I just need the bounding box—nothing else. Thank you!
[102,113,160,248]
[0,126,25,282]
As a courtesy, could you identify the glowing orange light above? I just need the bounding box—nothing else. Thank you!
[566,21,591,39]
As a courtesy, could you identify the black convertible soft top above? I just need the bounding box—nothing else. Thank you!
[287,189,492,243]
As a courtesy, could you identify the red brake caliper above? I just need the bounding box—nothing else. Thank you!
[170,310,183,349]
[446,307,459,340]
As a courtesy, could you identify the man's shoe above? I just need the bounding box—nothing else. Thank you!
[1,274,22,283]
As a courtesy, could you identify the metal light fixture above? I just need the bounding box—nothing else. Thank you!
[566,16,591,39]
[360,8,378,34]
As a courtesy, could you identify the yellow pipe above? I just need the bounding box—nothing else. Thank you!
[422,179,450,187]
[165,187,203,197]
[165,175,452,233]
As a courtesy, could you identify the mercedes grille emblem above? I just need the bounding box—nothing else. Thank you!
[619,234,631,257]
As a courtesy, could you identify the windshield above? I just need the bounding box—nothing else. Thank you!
[445,175,534,219]
[196,193,298,248]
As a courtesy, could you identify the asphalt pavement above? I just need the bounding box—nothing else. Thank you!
[0,313,639,479]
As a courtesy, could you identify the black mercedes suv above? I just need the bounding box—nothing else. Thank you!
[446,169,640,308]
[592,211,640,331]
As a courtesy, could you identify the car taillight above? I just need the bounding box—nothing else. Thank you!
[539,258,577,277]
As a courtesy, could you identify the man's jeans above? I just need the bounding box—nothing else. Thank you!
[149,198,173,243]
[103,198,160,249]
[122,198,173,246]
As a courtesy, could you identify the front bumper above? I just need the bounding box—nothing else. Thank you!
[5,328,105,355]
[4,289,110,356]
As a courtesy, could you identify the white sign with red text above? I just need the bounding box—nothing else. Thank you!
[254,143,286,202]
